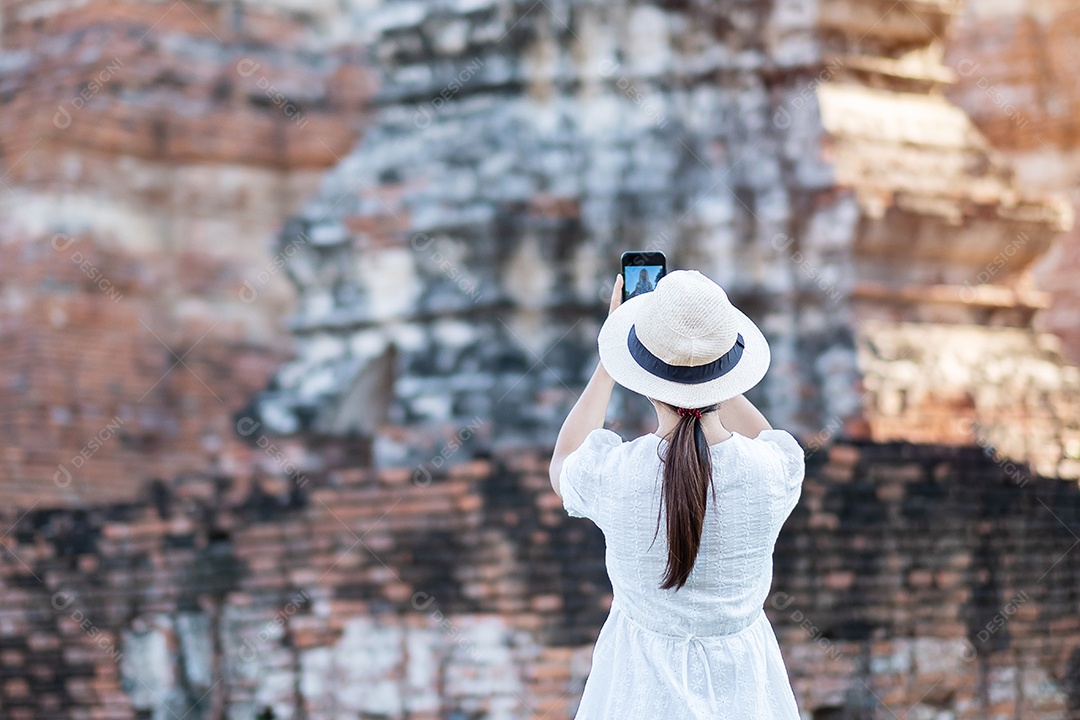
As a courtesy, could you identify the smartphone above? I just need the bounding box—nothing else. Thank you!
[621,251,667,302]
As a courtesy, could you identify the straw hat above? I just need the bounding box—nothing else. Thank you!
[597,270,770,408]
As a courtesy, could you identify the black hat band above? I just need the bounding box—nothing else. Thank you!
[627,325,744,385]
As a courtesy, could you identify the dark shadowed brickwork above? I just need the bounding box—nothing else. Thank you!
[1,439,1078,718]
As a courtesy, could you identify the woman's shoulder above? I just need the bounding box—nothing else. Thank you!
[608,430,659,456]
[743,428,803,456]
[740,428,807,489]
[573,426,621,450]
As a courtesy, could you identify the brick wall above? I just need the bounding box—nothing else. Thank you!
[1,440,1078,718]
[945,1,1080,367]
[0,232,308,507]
[0,0,369,506]
[2,1,1080,718]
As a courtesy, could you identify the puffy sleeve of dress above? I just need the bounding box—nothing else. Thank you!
[558,427,623,521]
[754,428,806,517]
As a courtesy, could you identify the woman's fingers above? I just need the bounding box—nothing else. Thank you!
[609,274,623,315]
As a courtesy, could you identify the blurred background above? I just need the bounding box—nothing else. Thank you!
[1,0,1080,717]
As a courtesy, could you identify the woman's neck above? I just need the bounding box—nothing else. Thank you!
[653,409,733,445]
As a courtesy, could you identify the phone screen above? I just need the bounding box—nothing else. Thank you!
[623,265,664,299]
[621,251,666,301]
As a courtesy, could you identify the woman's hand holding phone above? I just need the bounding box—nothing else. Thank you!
[597,274,623,379]
[610,275,623,315]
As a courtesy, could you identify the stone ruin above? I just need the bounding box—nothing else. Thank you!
[1,0,1079,718]
[250,0,1080,483]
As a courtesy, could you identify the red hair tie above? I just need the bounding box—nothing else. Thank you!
[676,407,702,420]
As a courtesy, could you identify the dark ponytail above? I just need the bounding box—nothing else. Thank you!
[653,402,719,590]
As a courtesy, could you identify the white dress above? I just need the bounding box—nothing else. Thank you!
[559,427,806,719]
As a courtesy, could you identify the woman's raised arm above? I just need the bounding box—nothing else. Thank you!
[549,275,623,496]
[717,393,773,439]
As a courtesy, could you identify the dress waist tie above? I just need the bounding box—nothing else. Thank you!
[682,633,720,717]
[613,599,762,717]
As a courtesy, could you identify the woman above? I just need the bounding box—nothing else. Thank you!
[627,267,655,299]
[549,269,804,719]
